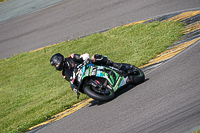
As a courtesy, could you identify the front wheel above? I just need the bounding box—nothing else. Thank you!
[84,85,115,102]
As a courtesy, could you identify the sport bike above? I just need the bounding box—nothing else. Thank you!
[72,60,145,102]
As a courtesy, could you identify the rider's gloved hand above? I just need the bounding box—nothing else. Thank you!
[71,83,80,99]
[72,88,80,99]
[80,53,90,61]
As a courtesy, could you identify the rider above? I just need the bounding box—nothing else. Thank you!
[50,53,122,98]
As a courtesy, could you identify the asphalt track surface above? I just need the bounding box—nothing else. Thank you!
[1,0,200,133]
[0,0,200,59]
[0,0,64,23]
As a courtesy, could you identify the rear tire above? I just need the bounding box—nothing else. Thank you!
[84,85,115,102]
[130,66,145,85]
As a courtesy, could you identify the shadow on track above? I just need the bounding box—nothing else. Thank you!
[89,78,149,106]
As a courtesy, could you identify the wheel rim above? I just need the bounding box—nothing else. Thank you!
[89,86,113,96]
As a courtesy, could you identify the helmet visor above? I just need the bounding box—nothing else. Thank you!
[50,58,60,67]
[53,62,60,67]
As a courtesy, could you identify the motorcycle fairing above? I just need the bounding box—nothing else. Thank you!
[78,63,129,92]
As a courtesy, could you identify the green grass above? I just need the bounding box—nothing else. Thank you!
[0,0,6,3]
[0,21,185,132]
[192,129,200,133]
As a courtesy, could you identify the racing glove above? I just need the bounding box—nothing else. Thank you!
[70,82,80,99]
[80,53,90,61]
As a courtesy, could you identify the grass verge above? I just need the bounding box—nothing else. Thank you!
[192,129,200,133]
[0,0,6,3]
[0,21,185,132]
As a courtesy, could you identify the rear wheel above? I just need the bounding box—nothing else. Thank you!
[84,84,115,102]
[130,66,145,85]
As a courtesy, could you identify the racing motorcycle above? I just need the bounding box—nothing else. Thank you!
[73,60,145,102]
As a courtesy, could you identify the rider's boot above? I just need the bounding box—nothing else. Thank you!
[114,63,135,72]
[112,62,123,70]
[106,58,122,70]
[91,54,123,69]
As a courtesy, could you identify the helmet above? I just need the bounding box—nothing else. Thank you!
[50,53,64,71]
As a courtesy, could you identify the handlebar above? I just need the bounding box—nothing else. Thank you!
[77,59,91,69]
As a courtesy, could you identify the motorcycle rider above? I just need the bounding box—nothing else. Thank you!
[50,53,122,98]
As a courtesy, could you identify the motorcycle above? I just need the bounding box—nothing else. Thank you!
[72,60,145,102]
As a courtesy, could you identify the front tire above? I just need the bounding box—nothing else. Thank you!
[84,85,115,102]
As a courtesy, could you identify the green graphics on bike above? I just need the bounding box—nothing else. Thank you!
[79,63,127,92]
